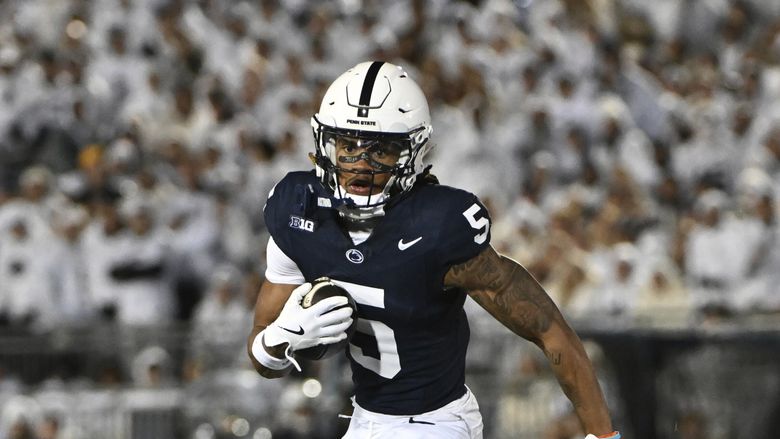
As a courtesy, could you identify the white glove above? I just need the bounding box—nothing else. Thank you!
[263,282,354,360]
[584,432,620,439]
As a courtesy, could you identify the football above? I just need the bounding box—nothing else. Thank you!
[295,277,358,360]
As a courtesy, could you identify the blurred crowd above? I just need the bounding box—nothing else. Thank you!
[1,0,780,438]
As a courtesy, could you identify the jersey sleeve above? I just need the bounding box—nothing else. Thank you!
[435,191,492,267]
[262,180,283,239]
[262,174,299,266]
[264,236,305,284]
[262,171,319,272]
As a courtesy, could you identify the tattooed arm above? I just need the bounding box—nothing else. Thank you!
[445,245,614,436]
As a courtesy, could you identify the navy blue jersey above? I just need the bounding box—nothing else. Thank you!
[264,171,491,415]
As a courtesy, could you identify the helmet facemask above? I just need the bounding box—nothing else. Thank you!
[311,116,431,220]
[310,61,433,221]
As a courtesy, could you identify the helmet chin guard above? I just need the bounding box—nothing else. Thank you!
[311,61,433,220]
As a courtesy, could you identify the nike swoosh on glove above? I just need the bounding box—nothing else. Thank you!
[263,282,353,369]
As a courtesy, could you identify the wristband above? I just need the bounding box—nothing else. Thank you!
[585,432,620,439]
[251,332,292,370]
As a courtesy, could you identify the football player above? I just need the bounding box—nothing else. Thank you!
[247,61,619,439]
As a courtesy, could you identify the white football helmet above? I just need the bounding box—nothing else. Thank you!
[311,61,433,220]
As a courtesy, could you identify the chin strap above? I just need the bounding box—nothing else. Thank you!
[336,202,385,222]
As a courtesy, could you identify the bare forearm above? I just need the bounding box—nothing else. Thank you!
[540,324,613,435]
[468,267,613,434]
[447,247,614,435]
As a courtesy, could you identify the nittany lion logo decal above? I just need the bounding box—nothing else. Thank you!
[345,249,364,264]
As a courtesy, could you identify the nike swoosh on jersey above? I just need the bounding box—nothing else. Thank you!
[408,417,436,425]
[280,326,305,335]
[398,237,423,250]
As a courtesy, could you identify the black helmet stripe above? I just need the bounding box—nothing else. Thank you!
[357,61,384,117]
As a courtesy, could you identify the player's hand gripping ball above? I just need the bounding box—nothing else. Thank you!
[295,277,358,360]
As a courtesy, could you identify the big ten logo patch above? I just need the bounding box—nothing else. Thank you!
[289,215,316,232]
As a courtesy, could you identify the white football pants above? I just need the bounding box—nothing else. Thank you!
[341,386,484,439]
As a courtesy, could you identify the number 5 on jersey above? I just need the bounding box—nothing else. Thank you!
[332,280,401,379]
[463,203,489,244]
